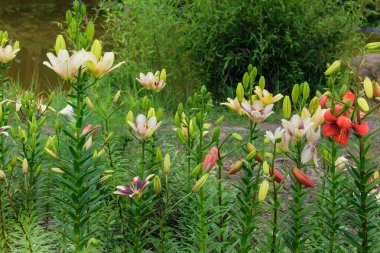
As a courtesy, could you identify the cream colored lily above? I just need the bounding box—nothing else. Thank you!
[221,97,243,115]
[0,44,20,64]
[86,51,124,78]
[127,114,162,140]
[254,86,283,106]
[43,49,88,81]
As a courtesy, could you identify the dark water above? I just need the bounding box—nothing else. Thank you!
[0,0,95,90]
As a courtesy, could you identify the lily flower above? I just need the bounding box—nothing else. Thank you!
[114,174,154,198]
[43,49,88,81]
[58,104,75,122]
[241,100,274,123]
[202,147,219,172]
[301,127,321,166]
[254,86,283,106]
[335,156,348,171]
[221,97,243,115]
[322,104,369,145]
[281,114,314,143]
[86,51,124,78]
[127,114,162,140]
[137,72,166,92]
[0,45,20,63]
[265,127,285,144]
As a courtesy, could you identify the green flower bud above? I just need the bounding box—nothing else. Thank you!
[292,84,299,104]
[302,82,310,100]
[85,21,95,42]
[324,60,341,76]
[243,72,249,89]
[212,127,221,142]
[236,83,244,103]
[259,76,265,89]
[160,68,166,81]
[215,116,224,125]
[192,174,209,192]
[91,40,102,60]
[54,35,66,55]
[164,154,170,174]
[156,108,163,121]
[153,176,162,195]
[282,95,291,119]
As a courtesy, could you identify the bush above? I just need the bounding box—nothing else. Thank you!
[100,0,369,97]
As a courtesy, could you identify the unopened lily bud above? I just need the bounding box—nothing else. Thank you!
[91,40,102,60]
[66,10,72,23]
[153,176,162,195]
[242,72,249,89]
[232,133,243,141]
[164,154,170,174]
[45,148,58,159]
[236,83,244,103]
[258,180,269,202]
[104,132,114,144]
[228,160,243,175]
[97,149,106,157]
[126,111,134,129]
[84,136,93,151]
[246,150,257,161]
[86,97,94,110]
[292,168,314,187]
[324,60,341,76]
[363,77,373,98]
[263,161,270,175]
[309,96,319,115]
[270,168,284,183]
[250,67,257,84]
[357,98,369,112]
[13,41,20,50]
[11,156,17,167]
[191,164,202,178]
[156,108,163,121]
[160,68,166,81]
[85,21,95,42]
[246,143,256,152]
[36,165,42,176]
[174,112,181,127]
[177,128,187,145]
[212,127,221,142]
[282,95,291,119]
[192,174,209,192]
[54,35,66,55]
[365,42,380,50]
[155,148,162,162]
[292,84,299,104]
[259,76,265,89]
[113,90,121,103]
[22,158,28,175]
[51,167,64,174]
[141,96,150,111]
[302,82,310,100]
[215,116,224,125]
[0,170,6,180]
[147,107,155,119]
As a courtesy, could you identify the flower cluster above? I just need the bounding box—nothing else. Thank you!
[0,31,20,64]
[137,69,166,92]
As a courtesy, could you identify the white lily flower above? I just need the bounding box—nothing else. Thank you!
[301,127,321,166]
[127,114,162,140]
[136,72,166,92]
[282,114,314,143]
[0,45,20,63]
[265,127,285,144]
[241,100,274,123]
[43,49,88,81]
[58,104,75,122]
[86,52,124,78]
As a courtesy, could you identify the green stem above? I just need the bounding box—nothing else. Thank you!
[328,140,337,253]
[271,143,278,253]
[293,142,303,253]
[141,141,145,178]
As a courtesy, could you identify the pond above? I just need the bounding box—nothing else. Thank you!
[0,0,97,91]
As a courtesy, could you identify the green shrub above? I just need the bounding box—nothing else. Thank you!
[100,0,369,98]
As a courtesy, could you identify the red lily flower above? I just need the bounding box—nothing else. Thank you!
[202,147,219,172]
[322,104,369,145]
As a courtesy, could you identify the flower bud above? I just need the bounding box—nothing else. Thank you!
[365,42,380,50]
[302,82,310,100]
[324,60,341,76]
[357,98,369,112]
[104,132,114,144]
[156,108,163,121]
[86,96,94,110]
[258,180,269,202]
[292,168,314,187]
[215,116,224,125]
[259,76,265,89]
[292,84,299,104]
[249,67,257,85]
[363,77,373,98]
[98,149,106,157]
[0,170,6,180]
[246,143,256,152]
[232,133,243,141]
[228,160,243,175]
[374,82,380,98]
[212,127,221,142]
[91,40,102,60]
[374,171,379,180]
[147,107,155,119]
[126,111,134,129]
[153,176,162,195]
[282,95,291,119]
[191,164,202,178]
[66,10,73,23]
[141,96,150,111]
[85,21,95,42]
[45,148,58,159]
[22,158,28,175]
[89,238,99,247]
[269,168,284,183]
[155,148,162,162]
[113,90,121,103]
[160,68,166,81]
[246,150,257,161]
[177,128,187,145]
[236,83,244,103]
[51,167,64,174]
[242,72,249,89]
[263,161,269,175]
[54,35,66,55]
[13,41,20,50]
[309,96,319,115]
[164,154,170,174]
[192,174,209,192]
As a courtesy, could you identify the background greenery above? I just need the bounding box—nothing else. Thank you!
[99,0,373,99]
